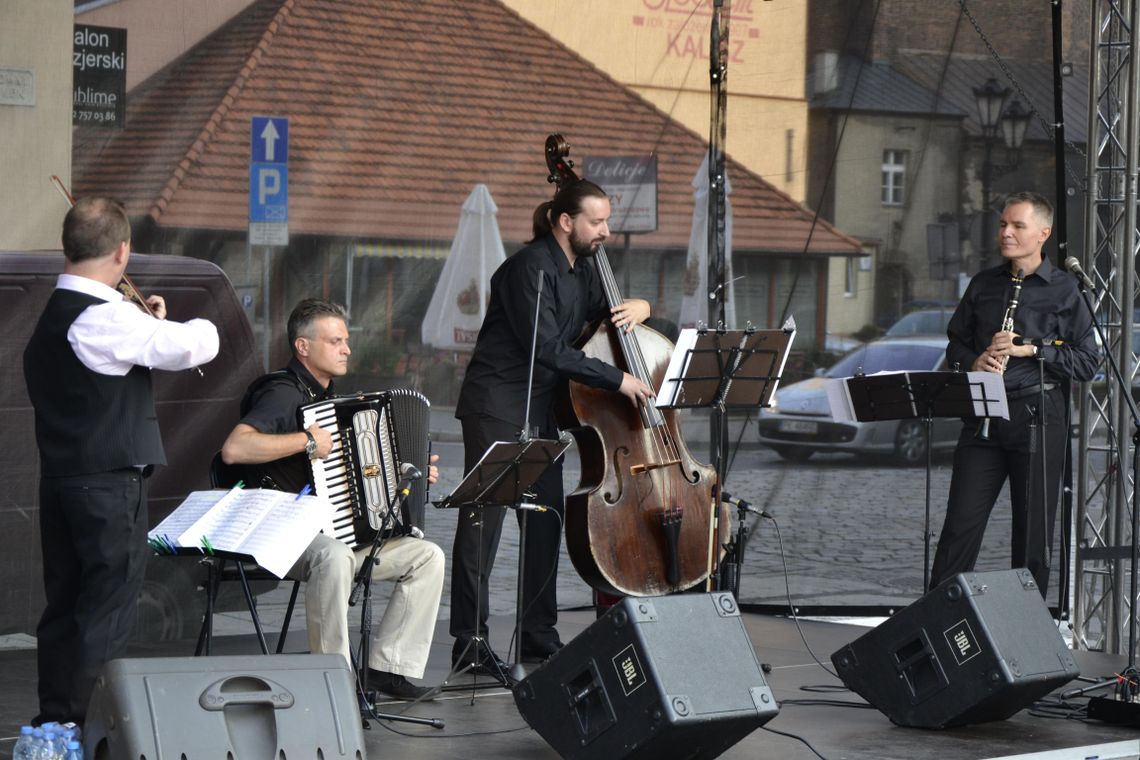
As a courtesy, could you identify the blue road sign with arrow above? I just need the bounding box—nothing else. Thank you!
[250,116,289,225]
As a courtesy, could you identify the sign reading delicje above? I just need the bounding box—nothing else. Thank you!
[582,155,658,234]
[73,24,126,128]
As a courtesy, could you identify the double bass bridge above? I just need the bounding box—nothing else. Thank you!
[629,458,681,476]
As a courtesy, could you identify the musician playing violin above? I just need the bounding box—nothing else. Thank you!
[930,192,1098,598]
[23,197,219,727]
[451,179,654,673]
[221,298,444,701]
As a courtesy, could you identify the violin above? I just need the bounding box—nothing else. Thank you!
[51,175,204,376]
[51,174,157,317]
[545,135,724,596]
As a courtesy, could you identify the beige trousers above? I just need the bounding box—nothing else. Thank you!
[288,532,444,679]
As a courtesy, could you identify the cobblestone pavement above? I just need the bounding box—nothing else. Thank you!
[217,409,1049,641]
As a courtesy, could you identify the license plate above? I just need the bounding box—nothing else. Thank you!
[778,419,818,434]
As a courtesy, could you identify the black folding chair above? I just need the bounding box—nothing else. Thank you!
[193,452,301,655]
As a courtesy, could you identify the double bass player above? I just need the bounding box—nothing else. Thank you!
[450,177,654,673]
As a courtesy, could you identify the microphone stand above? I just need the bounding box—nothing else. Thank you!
[1025,348,1049,591]
[349,476,443,729]
[510,269,544,683]
[1072,280,1140,694]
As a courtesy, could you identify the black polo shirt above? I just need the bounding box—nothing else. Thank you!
[456,233,623,430]
[237,357,334,492]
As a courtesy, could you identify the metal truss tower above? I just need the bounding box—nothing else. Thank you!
[1075,0,1140,655]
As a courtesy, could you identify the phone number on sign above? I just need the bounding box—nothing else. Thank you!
[73,110,117,123]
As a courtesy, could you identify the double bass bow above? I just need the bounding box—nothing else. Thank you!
[546,135,725,597]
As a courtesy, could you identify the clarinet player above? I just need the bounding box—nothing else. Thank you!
[929,192,1099,598]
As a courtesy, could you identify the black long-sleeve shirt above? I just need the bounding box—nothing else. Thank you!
[946,256,1100,389]
[455,233,623,429]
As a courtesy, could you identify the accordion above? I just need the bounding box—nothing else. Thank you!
[298,389,430,550]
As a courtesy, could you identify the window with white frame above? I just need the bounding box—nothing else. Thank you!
[845,256,857,296]
[881,150,906,206]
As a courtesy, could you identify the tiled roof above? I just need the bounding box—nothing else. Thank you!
[811,55,967,118]
[892,51,1088,144]
[73,0,862,256]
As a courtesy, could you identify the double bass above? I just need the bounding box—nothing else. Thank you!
[547,135,726,597]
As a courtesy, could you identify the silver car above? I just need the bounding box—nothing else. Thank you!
[757,338,962,464]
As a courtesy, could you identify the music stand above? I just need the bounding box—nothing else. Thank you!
[434,436,570,695]
[840,370,1007,591]
[656,322,796,597]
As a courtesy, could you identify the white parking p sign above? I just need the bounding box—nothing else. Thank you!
[249,116,289,242]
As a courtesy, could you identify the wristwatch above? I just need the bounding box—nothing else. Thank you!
[304,430,318,459]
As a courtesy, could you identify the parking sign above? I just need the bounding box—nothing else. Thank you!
[249,116,289,239]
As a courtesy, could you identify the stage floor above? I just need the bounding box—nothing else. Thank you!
[1,610,1137,760]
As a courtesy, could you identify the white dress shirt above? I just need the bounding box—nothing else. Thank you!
[57,273,220,376]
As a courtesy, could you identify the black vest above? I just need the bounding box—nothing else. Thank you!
[24,288,165,476]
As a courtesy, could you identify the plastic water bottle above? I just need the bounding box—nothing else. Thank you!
[27,728,49,760]
[12,726,35,760]
[37,728,61,760]
[63,740,83,760]
[47,728,69,759]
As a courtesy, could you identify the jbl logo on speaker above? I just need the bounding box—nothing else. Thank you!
[943,619,982,666]
[612,644,647,696]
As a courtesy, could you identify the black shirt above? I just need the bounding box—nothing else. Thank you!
[237,358,333,492]
[455,234,624,428]
[947,256,1100,389]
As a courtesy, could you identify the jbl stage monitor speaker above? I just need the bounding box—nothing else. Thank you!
[830,569,1079,729]
[84,654,365,759]
[513,592,778,760]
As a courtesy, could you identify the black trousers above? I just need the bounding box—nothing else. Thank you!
[449,414,565,654]
[36,468,149,726]
[930,387,1067,598]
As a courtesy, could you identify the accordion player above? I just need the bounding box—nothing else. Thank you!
[299,389,431,550]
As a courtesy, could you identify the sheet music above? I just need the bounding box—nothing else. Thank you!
[655,326,795,409]
[148,489,333,578]
[148,489,230,540]
[967,371,1009,420]
[232,493,331,577]
[656,329,698,408]
[825,378,856,423]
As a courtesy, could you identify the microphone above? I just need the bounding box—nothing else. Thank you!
[721,491,772,518]
[397,462,422,496]
[516,502,549,513]
[1013,336,1065,348]
[1064,256,1096,291]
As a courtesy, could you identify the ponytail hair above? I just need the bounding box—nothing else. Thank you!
[528,179,608,243]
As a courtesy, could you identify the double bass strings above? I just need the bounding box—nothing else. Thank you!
[591,242,678,512]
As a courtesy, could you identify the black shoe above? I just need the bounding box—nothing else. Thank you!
[367,668,436,701]
[520,638,564,664]
[451,642,510,678]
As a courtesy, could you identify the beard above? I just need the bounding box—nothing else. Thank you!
[569,227,602,259]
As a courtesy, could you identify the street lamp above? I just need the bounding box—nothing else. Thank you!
[973,78,1032,264]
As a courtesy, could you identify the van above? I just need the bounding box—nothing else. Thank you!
[1,251,264,639]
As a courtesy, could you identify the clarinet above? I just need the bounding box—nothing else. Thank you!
[977,268,1025,441]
